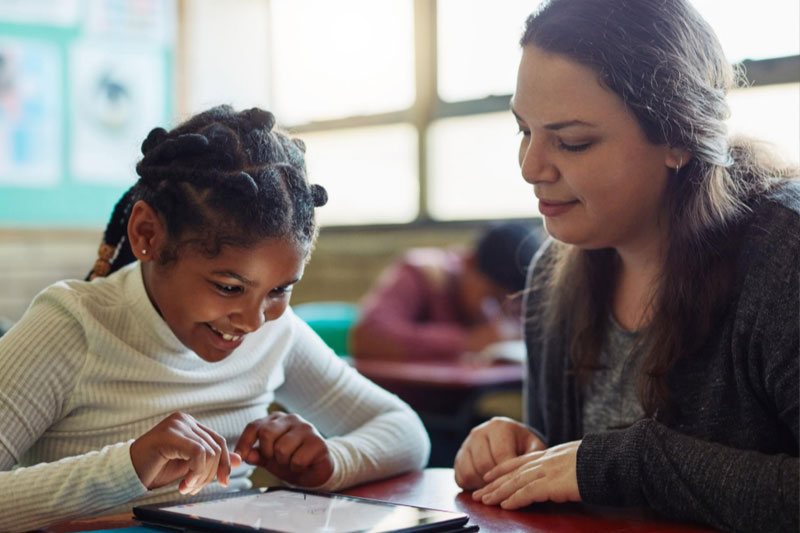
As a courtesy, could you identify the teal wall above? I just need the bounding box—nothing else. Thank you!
[0,14,173,228]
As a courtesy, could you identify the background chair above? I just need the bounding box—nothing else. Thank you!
[292,301,359,357]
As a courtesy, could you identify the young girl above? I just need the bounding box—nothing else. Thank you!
[454,1,798,531]
[0,105,429,531]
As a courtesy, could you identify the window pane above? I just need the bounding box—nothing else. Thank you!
[270,0,415,124]
[727,83,800,164]
[299,124,419,226]
[438,1,798,104]
[427,112,537,220]
[437,0,539,102]
[690,0,799,62]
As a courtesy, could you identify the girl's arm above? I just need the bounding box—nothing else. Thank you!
[275,313,431,490]
[0,288,147,531]
[0,441,146,532]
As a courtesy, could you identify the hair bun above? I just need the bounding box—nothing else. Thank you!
[141,127,168,155]
[244,108,276,132]
[292,138,306,153]
[227,171,259,196]
[311,184,328,207]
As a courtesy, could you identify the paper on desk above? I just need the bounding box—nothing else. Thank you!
[460,340,526,366]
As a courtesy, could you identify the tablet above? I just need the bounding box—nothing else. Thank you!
[133,487,471,533]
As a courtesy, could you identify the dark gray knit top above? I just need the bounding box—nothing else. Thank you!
[523,182,799,532]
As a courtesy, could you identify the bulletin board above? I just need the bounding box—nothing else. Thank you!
[0,0,174,227]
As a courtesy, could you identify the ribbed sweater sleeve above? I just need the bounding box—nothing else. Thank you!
[276,316,431,490]
[578,421,798,532]
[0,288,147,532]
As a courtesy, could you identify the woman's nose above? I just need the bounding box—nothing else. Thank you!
[520,135,557,184]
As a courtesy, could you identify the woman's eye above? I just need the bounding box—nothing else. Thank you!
[213,283,242,295]
[559,141,591,152]
[517,128,531,137]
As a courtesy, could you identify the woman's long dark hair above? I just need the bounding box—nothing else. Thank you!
[522,0,797,416]
[87,105,327,280]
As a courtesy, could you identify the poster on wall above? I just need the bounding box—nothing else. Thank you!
[0,0,78,27]
[68,41,166,185]
[0,38,62,187]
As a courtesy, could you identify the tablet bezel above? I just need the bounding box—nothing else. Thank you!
[133,486,470,533]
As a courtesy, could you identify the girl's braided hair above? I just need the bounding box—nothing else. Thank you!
[87,105,327,280]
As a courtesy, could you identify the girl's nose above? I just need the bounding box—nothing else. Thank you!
[231,299,288,332]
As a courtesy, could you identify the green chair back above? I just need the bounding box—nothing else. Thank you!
[292,301,359,357]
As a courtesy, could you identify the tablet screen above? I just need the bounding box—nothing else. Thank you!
[135,488,469,533]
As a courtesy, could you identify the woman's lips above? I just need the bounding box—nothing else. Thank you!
[538,199,578,217]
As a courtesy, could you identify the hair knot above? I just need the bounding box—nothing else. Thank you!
[311,184,328,207]
[226,171,259,196]
[243,108,276,132]
[141,127,168,155]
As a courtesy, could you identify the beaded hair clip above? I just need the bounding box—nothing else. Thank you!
[88,243,116,280]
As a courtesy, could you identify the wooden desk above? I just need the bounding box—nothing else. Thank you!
[44,468,718,533]
[354,360,524,467]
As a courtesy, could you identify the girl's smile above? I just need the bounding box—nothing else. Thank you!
[130,204,308,363]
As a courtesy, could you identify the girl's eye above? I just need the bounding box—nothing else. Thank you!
[213,282,243,295]
[559,141,591,152]
[517,128,531,137]
[270,286,292,297]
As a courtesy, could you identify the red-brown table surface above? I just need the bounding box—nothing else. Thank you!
[42,468,717,532]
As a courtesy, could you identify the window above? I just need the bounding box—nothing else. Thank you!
[269,0,415,124]
[182,0,799,227]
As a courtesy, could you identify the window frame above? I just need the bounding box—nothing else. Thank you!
[279,0,800,229]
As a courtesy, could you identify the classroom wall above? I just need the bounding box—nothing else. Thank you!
[0,224,484,324]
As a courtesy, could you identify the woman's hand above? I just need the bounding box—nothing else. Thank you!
[454,417,546,490]
[234,412,334,488]
[472,440,582,509]
[130,412,242,495]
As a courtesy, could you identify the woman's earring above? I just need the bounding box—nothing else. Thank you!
[675,158,683,173]
[142,249,148,255]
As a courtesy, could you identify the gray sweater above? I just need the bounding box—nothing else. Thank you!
[523,182,799,532]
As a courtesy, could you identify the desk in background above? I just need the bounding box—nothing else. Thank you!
[354,360,524,467]
[43,468,718,533]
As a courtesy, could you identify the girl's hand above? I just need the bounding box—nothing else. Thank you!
[454,417,546,490]
[234,412,334,488]
[130,412,242,495]
[472,440,582,509]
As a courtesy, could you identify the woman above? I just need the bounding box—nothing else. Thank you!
[453,1,798,531]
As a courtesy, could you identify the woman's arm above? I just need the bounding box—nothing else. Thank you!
[578,420,798,532]
[275,314,431,490]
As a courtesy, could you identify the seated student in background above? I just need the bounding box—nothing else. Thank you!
[454,1,798,532]
[0,105,429,532]
[350,222,541,362]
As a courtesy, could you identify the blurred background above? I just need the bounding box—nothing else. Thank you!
[0,0,798,322]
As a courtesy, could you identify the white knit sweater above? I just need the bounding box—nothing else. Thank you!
[0,262,429,532]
